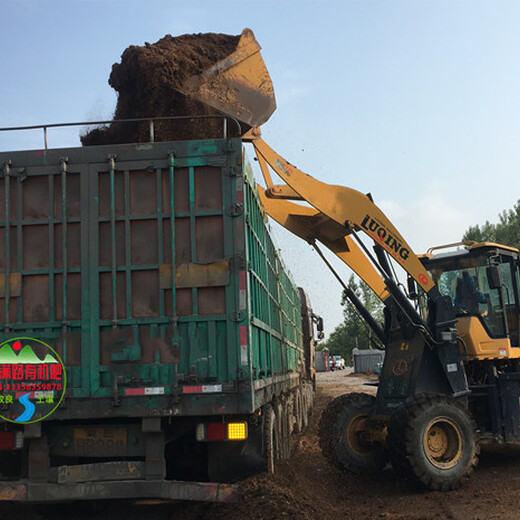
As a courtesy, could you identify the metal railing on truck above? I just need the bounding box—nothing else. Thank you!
[0,115,243,150]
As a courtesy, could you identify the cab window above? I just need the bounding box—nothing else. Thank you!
[430,256,508,338]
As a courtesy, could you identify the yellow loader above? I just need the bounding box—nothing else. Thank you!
[174,28,520,491]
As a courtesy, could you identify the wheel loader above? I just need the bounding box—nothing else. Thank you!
[252,141,520,491]
[171,27,520,491]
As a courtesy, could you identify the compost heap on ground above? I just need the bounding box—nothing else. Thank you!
[81,32,241,145]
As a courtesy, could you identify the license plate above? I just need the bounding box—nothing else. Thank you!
[74,428,127,455]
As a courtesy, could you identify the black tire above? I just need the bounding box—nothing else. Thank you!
[263,404,278,473]
[294,389,304,434]
[276,400,291,460]
[319,392,387,473]
[387,393,480,491]
[309,383,316,408]
[301,388,309,430]
[319,393,356,469]
[387,399,415,479]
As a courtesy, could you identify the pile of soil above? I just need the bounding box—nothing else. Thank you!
[81,32,241,146]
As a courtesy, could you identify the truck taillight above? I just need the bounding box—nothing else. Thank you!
[207,423,227,441]
[196,422,248,442]
[227,422,247,440]
[0,432,23,450]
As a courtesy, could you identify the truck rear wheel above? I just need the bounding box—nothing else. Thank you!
[276,401,290,459]
[294,390,304,434]
[319,393,387,473]
[301,388,309,430]
[263,404,278,473]
[388,394,479,491]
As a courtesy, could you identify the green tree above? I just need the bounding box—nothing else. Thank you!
[320,274,384,366]
[463,200,520,249]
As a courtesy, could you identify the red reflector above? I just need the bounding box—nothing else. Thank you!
[206,423,227,441]
[0,432,14,450]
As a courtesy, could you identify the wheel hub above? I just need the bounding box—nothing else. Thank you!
[427,425,449,454]
[423,416,463,469]
[346,414,370,456]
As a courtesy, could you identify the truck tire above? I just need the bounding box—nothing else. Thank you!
[309,382,316,408]
[319,393,387,473]
[276,401,290,459]
[284,399,292,458]
[301,388,309,430]
[388,394,479,491]
[294,389,304,434]
[263,404,278,473]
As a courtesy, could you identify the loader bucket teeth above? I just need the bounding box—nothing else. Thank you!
[177,28,276,129]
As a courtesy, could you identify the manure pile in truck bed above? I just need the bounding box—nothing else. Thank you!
[81,32,240,145]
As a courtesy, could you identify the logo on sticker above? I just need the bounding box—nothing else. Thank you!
[392,359,408,377]
[418,274,429,286]
[274,158,293,177]
[0,338,67,424]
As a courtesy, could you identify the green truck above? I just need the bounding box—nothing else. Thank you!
[0,119,318,503]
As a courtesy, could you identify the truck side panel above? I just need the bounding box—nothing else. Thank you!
[0,140,243,416]
[242,159,304,407]
[0,139,305,420]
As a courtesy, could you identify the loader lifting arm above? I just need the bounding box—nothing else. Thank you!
[250,137,459,346]
[257,189,391,303]
[257,189,389,346]
[251,134,471,404]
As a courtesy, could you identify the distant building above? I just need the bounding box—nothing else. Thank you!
[352,348,385,374]
[315,348,330,372]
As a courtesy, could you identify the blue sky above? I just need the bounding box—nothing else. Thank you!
[2,0,520,336]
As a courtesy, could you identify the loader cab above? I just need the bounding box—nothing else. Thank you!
[421,243,520,360]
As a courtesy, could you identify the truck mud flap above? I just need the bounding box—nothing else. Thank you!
[0,480,241,503]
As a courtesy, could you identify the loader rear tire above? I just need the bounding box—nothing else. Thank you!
[388,394,479,491]
[319,392,387,473]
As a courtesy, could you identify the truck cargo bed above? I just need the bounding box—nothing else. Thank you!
[0,137,304,420]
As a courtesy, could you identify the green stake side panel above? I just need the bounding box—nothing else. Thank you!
[0,139,303,419]
[242,157,303,393]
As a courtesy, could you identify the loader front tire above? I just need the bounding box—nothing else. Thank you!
[388,394,479,491]
[319,393,387,473]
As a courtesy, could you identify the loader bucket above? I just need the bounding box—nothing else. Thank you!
[177,28,276,129]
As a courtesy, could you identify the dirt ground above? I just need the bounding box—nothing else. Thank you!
[6,369,520,519]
